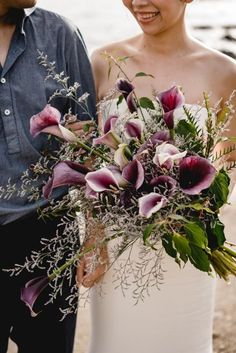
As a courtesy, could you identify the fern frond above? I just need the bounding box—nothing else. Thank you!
[212,145,236,162]
[223,161,236,171]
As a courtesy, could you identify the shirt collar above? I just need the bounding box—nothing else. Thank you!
[21,7,36,33]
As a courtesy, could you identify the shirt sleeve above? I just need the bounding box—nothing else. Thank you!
[64,25,97,122]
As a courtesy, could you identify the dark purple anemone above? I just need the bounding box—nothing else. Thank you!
[179,156,216,195]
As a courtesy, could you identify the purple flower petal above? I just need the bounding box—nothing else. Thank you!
[30,104,61,137]
[179,156,216,195]
[126,92,138,113]
[139,193,166,218]
[93,131,121,150]
[153,143,187,167]
[163,111,175,130]
[125,119,144,140]
[122,159,145,190]
[137,130,171,153]
[150,175,177,197]
[116,78,134,99]
[43,161,89,199]
[21,276,50,317]
[58,125,77,142]
[85,167,119,192]
[157,86,185,129]
[158,86,185,113]
[107,165,127,187]
[85,184,98,199]
[103,115,119,134]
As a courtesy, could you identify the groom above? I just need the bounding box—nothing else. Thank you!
[0,1,96,352]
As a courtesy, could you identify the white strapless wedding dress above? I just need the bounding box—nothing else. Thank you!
[88,102,217,353]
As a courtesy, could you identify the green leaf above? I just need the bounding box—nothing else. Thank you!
[117,56,130,62]
[213,222,226,246]
[189,244,210,272]
[211,221,226,248]
[168,214,189,222]
[83,123,90,133]
[116,94,124,106]
[173,233,191,263]
[209,169,230,209]
[184,222,208,249]
[177,203,214,214]
[216,105,231,125]
[139,97,155,110]
[162,234,177,258]
[176,119,196,137]
[143,224,155,244]
[135,72,155,78]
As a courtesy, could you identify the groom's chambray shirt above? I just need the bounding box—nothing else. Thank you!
[0,7,96,225]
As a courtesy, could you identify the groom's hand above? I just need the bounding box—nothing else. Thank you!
[65,119,95,138]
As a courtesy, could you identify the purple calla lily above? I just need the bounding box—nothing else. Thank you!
[139,193,166,218]
[85,184,98,199]
[125,119,144,140]
[114,144,131,169]
[150,175,177,197]
[93,130,121,150]
[21,276,50,317]
[116,78,135,99]
[157,86,185,129]
[126,91,138,113]
[30,104,61,138]
[122,159,145,190]
[85,167,120,192]
[103,115,119,134]
[43,161,90,199]
[153,142,187,168]
[115,78,137,113]
[107,165,127,187]
[137,130,171,154]
[179,156,216,195]
[30,104,78,142]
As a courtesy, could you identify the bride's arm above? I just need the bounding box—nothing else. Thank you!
[216,63,236,191]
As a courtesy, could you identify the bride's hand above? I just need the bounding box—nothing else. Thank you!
[76,243,109,288]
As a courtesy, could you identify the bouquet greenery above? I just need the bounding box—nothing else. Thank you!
[1,54,236,316]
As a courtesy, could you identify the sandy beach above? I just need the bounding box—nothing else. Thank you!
[6,1,236,352]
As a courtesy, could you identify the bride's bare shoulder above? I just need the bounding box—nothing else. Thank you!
[91,36,140,97]
[192,40,236,98]
[91,35,140,63]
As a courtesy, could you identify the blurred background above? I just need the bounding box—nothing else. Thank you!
[8,1,236,352]
[37,0,236,57]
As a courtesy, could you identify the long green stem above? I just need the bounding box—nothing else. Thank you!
[48,231,124,281]
[73,138,111,163]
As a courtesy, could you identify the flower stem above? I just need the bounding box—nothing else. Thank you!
[74,138,111,163]
[48,231,124,281]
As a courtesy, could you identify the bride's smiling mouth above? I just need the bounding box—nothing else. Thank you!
[135,11,160,23]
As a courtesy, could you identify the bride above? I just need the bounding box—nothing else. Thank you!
[77,1,236,353]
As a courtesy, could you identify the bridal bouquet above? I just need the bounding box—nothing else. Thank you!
[2,54,236,316]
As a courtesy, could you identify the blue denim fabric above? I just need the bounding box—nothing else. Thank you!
[0,7,96,225]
